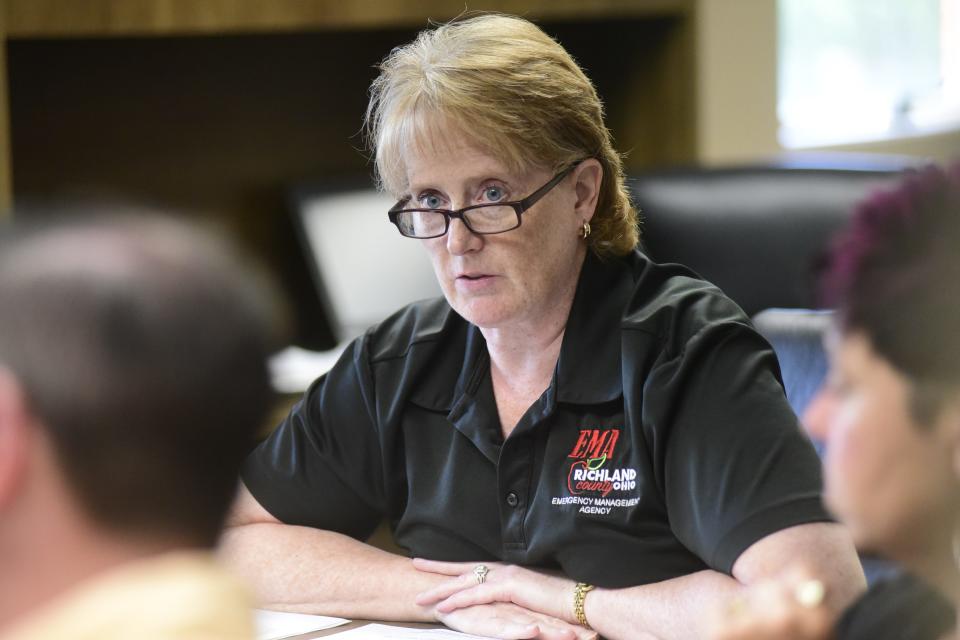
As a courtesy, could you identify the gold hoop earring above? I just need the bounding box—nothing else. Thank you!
[581,221,591,239]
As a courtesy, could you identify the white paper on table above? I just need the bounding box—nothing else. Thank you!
[254,609,350,640]
[327,623,493,640]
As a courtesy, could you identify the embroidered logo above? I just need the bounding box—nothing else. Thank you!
[552,427,639,515]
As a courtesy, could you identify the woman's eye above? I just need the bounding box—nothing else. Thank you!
[419,194,443,209]
[483,186,505,202]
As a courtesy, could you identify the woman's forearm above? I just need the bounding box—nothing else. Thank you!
[586,569,742,640]
[219,522,441,622]
[587,523,864,640]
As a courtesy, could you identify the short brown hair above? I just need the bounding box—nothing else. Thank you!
[0,213,279,546]
[365,13,639,258]
[821,164,960,424]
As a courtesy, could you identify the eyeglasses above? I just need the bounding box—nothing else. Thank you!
[387,160,585,239]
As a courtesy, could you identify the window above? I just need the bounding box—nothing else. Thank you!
[778,0,959,148]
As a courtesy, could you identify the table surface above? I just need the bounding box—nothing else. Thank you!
[289,619,439,639]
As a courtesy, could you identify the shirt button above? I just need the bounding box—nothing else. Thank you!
[506,491,519,507]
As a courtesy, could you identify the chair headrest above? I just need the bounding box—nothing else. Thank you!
[752,308,832,421]
[630,163,904,315]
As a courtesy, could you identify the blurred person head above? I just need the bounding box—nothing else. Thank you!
[365,13,638,330]
[807,163,960,594]
[0,212,278,625]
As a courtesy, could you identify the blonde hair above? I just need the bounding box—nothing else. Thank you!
[365,13,639,257]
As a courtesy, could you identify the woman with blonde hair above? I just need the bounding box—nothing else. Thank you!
[225,14,864,639]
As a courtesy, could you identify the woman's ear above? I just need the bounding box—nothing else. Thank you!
[0,369,32,509]
[940,393,960,481]
[950,419,960,483]
[572,158,603,224]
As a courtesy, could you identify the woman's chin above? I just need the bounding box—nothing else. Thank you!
[826,492,884,554]
[448,297,519,329]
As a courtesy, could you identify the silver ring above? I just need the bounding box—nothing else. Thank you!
[474,564,489,585]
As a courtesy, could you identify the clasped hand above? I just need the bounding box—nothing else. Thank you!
[413,559,597,640]
[704,566,835,640]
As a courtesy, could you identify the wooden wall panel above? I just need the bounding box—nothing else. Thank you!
[0,6,11,214]
[5,0,691,36]
[6,9,696,345]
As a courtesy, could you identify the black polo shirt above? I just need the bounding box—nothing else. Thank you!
[242,250,830,588]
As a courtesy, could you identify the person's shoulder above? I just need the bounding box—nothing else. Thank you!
[362,296,462,363]
[836,571,956,640]
[619,251,751,352]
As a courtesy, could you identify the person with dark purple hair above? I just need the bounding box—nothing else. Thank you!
[708,163,960,640]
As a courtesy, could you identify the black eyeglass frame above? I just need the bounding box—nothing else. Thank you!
[387,159,588,239]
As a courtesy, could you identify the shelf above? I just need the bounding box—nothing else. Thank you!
[1,1,697,345]
[5,0,692,38]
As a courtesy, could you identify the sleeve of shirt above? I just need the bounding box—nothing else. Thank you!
[836,573,957,640]
[240,336,386,541]
[643,318,832,575]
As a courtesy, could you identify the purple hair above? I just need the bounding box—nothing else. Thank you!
[821,162,960,415]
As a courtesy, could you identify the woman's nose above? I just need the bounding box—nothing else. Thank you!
[802,387,836,441]
[446,218,481,255]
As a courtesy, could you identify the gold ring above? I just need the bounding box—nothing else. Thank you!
[474,564,489,585]
[794,579,826,608]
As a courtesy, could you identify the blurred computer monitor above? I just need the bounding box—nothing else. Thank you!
[290,185,443,343]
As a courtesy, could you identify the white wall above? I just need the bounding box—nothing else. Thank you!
[695,0,959,165]
[695,0,779,164]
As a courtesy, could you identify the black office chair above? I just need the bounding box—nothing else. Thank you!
[630,156,909,315]
[630,156,915,585]
[753,307,899,585]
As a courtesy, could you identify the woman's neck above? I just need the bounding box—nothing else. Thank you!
[900,528,960,623]
[482,317,566,382]
[485,326,565,439]
[479,248,586,381]
[480,253,583,435]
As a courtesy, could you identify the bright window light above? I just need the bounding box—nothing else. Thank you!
[778,0,960,148]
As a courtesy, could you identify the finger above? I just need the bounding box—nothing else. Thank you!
[415,574,481,606]
[438,609,539,640]
[483,605,556,639]
[494,622,540,640]
[710,615,758,640]
[533,614,581,640]
[504,610,578,640]
[704,615,745,640]
[412,557,477,576]
[534,624,577,640]
[778,563,818,585]
[434,584,505,612]
[492,612,545,639]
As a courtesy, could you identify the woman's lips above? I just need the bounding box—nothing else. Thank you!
[455,273,496,291]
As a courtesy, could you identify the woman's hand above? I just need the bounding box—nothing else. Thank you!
[438,602,595,640]
[413,559,593,638]
[705,569,836,640]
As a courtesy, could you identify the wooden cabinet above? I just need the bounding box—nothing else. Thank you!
[0,0,697,345]
[6,0,692,34]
